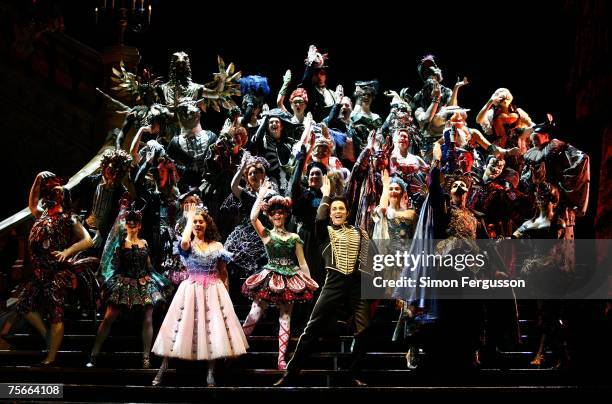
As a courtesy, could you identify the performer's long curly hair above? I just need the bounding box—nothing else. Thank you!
[192,207,221,242]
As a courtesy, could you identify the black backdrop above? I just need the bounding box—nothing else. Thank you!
[63,0,576,130]
[4,1,595,233]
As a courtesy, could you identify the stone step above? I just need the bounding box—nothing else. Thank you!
[0,349,407,369]
[0,348,555,370]
[0,365,589,388]
[12,316,537,337]
[2,332,537,353]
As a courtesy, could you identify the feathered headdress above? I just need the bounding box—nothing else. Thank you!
[239,75,271,97]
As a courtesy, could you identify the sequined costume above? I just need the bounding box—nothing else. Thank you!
[242,229,318,304]
[105,242,168,309]
[152,241,248,360]
[16,212,99,323]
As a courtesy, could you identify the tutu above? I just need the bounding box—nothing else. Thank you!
[103,244,169,309]
[242,269,318,303]
[106,274,166,308]
[241,230,318,304]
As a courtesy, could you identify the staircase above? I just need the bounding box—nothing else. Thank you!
[0,290,607,402]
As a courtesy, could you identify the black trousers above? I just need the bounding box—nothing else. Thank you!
[287,270,371,375]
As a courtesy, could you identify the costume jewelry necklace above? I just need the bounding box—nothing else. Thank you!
[273,227,288,237]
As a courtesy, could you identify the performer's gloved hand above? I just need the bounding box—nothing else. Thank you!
[454,76,469,89]
[306,45,318,66]
[335,84,344,104]
[282,69,291,86]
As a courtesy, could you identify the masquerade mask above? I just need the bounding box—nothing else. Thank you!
[451,180,469,195]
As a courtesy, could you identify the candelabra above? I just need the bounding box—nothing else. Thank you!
[94,0,152,45]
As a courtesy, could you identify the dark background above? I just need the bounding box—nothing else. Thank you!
[60,0,575,130]
[1,0,603,238]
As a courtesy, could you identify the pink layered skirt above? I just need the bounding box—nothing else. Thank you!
[152,275,248,360]
[241,269,319,304]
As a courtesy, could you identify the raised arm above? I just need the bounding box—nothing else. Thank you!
[248,116,269,154]
[276,69,292,113]
[314,175,332,241]
[29,171,54,218]
[476,93,501,126]
[346,132,374,208]
[322,85,345,126]
[300,45,318,88]
[316,175,331,222]
[289,144,307,201]
[414,83,442,129]
[292,114,316,172]
[129,125,154,164]
[231,152,249,198]
[250,180,270,240]
[378,169,391,214]
[449,77,468,107]
[180,203,197,251]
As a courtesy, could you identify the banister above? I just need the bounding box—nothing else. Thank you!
[0,142,115,236]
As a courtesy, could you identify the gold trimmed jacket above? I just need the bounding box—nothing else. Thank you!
[315,196,373,276]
